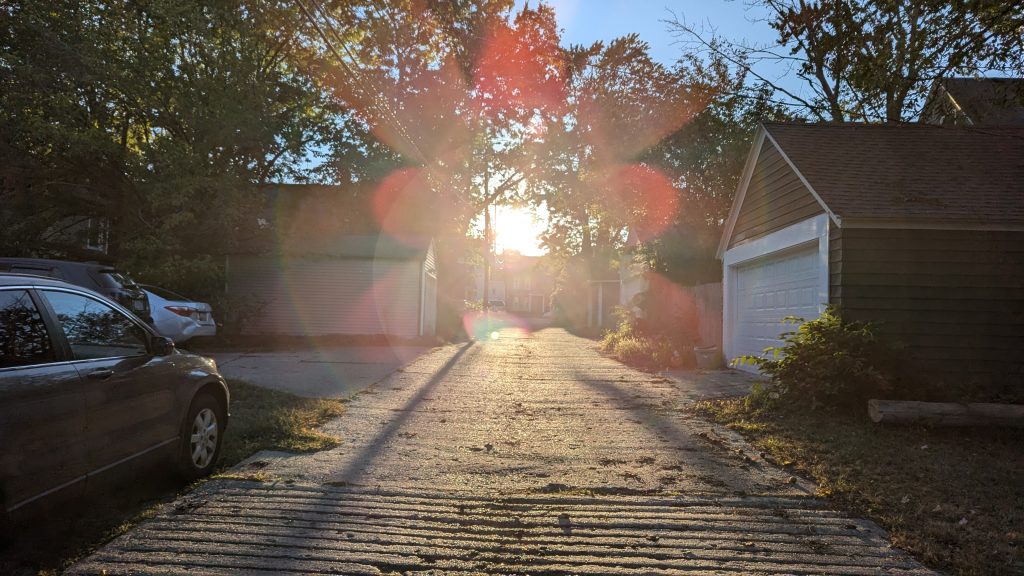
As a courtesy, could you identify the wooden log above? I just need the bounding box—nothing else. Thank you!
[867,399,1024,427]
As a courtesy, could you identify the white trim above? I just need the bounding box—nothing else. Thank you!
[762,131,841,227]
[717,125,841,260]
[722,213,830,368]
[716,128,767,259]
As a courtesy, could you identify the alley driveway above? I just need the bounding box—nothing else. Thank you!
[71,327,934,575]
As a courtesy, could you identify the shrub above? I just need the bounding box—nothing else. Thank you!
[601,305,691,370]
[735,307,900,412]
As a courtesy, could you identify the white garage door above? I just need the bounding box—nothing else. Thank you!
[733,245,822,361]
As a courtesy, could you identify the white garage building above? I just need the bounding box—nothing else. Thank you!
[227,185,437,338]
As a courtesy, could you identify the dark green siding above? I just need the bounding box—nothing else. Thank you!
[828,225,843,308]
[729,140,824,248]
[834,227,1024,395]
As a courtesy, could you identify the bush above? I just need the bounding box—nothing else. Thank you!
[736,307,901,412]
[601,305,691,370]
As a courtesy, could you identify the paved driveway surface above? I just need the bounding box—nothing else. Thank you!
[71,327,934,575]
[209,345,430,399]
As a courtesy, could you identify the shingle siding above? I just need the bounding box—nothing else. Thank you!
[729,140,824,248]
[834,228,1024,391]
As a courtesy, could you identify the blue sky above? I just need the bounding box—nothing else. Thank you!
[493,1,790,256]
[516,0,779,67]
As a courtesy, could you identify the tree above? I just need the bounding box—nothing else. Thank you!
[0,0,353,296]
[637,51,790,285]
[668,0,1024,122]
[532,35,707,264]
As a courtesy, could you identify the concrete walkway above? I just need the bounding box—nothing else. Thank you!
[209,345,430,399]
[70,327,934,575]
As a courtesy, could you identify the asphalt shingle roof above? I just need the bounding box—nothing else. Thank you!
[940,78,1024,125]
[241,184,431,259]
[763,123,1024,225]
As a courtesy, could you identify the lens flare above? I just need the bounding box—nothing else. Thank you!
[607,164,680,240]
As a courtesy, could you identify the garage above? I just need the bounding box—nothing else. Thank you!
[718,122,1024,392]
[731,244,822,360]
[226,184,437,338]
[718,124,831,371]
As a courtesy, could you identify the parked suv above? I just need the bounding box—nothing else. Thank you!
[0,273,229,523]
[0,258,151,323]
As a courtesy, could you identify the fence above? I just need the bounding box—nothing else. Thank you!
[645,276,723,348]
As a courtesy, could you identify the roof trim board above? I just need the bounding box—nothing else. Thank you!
[715,127,766,259]
[762,130,841,227]
[716,125,837,259]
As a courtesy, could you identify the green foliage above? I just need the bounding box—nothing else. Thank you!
[601,305,688,370]
[735,307,900,412]
[669,1,1024,123]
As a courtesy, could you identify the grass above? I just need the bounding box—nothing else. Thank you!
[220,380,346,464]
[1,379,346,576]
[693,398,1024,576]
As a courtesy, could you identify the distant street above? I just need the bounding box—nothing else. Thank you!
[71,327,934,575]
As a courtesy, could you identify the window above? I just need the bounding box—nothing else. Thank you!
[0,290,55,368]
[41,290,148,360]
[84,217,110,253]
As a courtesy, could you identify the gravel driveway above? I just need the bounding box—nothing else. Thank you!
[70,327,935,575]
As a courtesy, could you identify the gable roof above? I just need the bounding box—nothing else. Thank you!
[765,122,1024,225]
[718,123,1024,257]
[928,78,1024,125]
[240,184,432,259]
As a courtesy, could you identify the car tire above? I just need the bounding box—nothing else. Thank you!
[176,393,225,480]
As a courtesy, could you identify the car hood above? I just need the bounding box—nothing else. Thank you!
[169,349,220,376]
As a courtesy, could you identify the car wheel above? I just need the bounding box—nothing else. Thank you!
[176,393,224,480]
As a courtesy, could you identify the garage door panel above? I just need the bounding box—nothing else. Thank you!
[733,245,822,360]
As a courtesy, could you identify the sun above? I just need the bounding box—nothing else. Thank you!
[494,206,546,255]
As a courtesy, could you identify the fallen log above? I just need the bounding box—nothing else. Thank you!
[867,399,1024,427]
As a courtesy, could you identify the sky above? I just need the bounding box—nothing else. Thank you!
[516,0,780,68]
[494,1,787,257]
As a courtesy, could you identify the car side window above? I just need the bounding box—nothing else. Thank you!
[0,289,56,368]
[41,290,149,360]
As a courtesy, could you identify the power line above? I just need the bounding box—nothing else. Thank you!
[294,0,428,164]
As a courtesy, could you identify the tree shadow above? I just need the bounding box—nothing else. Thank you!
[328,340,478,486]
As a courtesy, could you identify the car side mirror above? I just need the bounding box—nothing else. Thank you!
[152,336,175,356]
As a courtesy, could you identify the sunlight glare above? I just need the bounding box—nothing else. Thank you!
[494,206,546,255]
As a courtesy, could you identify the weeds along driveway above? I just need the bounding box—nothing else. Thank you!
[70,327,937,575]
[208,345,431,399]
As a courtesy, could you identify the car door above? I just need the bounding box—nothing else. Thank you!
[37,289,182,476]
[0,288,88,514]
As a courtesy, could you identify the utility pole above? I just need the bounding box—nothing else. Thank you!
[481,163,491,313]
[482,206,490,313]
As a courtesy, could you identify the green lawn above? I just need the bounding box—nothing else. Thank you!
[693,399,1024,576]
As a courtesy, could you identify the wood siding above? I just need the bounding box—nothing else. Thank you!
[833,228,1024,390]
[729,140,824,248]
[227,256,423,337]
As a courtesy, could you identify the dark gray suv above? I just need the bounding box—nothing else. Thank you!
[0,273,229,522]
[0,258,152,324]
